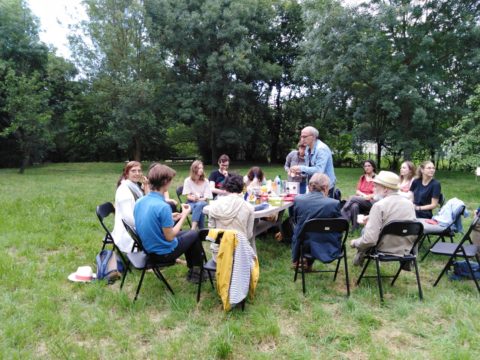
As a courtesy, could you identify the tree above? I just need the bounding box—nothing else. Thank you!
[296,0,480,166]
[447,85,480,170]
[1,68,52,172]
[70,0,168,161]
[146,0,280,163]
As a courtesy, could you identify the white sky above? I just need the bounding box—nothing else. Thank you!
[28,0,366,60]
[27,0,87,59]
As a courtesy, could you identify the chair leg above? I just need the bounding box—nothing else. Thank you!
[120,262,130,289]
[343,254,350,297]
[413,259,423,300]
[300,256,306,295]
[433,257,454,287]
[391,264,402,286]
[421,236,442,261]
[134,269,147,301]
[375,258,384,302]
[333,258,341,281]
[356,258,371,285]
[197,266,204,303]
[152,267,174,295]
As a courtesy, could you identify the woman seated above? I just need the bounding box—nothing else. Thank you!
[341,160,376,230]
[244,166,266,193]
[183,160,213,230]
[208,174,255,258]
[409,161,441,219]
[112,161,177,253]
[399,161,415,200]
[112,161,146,252]
[134,163,204,283]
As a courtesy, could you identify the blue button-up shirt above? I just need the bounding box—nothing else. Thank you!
[300,139,336,189]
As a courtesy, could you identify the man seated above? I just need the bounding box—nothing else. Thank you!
[291,173,342,271]
[209,154,230,197]
[350,171,416,266]
[134,163,205,283]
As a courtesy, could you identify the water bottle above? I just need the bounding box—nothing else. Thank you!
[274,175,281,194]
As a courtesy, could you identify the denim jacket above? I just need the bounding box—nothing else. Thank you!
[300,139,336,189]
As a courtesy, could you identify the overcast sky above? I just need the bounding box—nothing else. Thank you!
[28,0,365,60]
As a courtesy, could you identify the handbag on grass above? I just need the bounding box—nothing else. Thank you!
[96,250,124,283]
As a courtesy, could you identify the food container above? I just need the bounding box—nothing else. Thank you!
[268,196,282,207]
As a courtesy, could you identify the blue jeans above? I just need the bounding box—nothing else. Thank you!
[188,200,207,228]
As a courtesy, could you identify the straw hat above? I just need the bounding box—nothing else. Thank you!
[68,266,96,282]
[373,171,400,190]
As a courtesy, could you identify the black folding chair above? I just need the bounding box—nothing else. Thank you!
[356,220,424,302]
[293,218,350,296]
[175,185,192,227]
[430,216,480,294]
[120,220,176,301]
[420,205,466,261]
[96,202,128,266]
[196,229,219,303]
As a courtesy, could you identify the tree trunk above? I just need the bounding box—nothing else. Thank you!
[269,85,282,164]
[376,141,382,170]
[133,136,141,161]
[19,153,30,174]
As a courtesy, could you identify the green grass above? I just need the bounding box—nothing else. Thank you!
[1,162,480,359]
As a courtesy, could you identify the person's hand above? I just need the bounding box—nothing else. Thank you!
[290,165,300,173]
[172,212,181,221]
[181,203,191,216]
[363,215,369,224]
[350,240,356,248]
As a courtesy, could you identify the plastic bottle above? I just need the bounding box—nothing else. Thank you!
[274,175,282,194]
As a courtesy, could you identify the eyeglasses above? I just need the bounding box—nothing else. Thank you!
[300,134,312,139]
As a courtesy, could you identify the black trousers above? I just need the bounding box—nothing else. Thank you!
[150,230,203,268]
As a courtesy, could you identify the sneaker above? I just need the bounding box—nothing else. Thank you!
[186,268,208,284]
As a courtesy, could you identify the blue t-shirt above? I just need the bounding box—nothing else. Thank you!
[411,178,441,219]
[134,192,178,255]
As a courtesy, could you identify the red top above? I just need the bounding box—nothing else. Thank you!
[356,174,375,195]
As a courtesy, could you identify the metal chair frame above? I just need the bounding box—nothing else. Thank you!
[293,218,350,296]
[356,220,424,302]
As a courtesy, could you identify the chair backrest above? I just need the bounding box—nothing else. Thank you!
[451,215,480,252]
[376,220,424,254]
[445,205,466,234]
[198,228,225,244]
[96,202,115,241]
[438,193,445,208]
[299,218,349,247]
[122,219,143,251]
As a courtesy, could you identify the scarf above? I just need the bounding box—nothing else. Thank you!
[123,179,144,201]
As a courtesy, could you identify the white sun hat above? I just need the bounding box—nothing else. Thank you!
[68,266,96,282]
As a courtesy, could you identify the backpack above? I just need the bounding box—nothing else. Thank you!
[450,261,480,280]
[96,250,125,283]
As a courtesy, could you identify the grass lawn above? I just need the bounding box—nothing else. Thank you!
[1,162,480,359]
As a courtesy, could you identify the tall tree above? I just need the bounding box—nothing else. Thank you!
[146,0,278,163]
[296,0,480,166]
[70,0,167,161]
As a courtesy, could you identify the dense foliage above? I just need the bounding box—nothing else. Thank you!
[0,0,479,170]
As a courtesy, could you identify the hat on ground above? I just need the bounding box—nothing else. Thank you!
[373,171,400,190]
[68,266,96,282]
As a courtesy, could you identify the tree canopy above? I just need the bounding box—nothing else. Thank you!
[0,0,479,170]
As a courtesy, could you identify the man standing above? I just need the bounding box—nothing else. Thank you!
[209,154,230,197]
[291,173,342,270]
[350,171,417,266]
[284,142,307,194]
[290,126,336,197]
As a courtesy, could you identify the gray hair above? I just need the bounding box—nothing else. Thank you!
[302,126,319,139]
[309,173,329,192]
